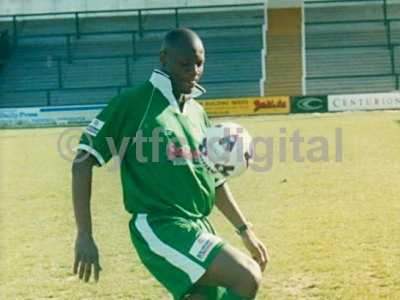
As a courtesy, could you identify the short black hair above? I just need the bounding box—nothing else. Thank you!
[161,28,203,53]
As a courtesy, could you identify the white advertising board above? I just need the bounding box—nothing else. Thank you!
[0,104,105,127]
[328,92,400,112]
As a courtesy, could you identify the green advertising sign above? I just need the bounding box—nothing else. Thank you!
[291,96,328,113]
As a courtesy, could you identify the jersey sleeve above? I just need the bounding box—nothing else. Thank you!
[77,95,130,166]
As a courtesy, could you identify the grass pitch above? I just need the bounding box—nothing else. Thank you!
[1,111,400,299]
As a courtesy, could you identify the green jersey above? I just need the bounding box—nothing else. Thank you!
[78,70,225,219]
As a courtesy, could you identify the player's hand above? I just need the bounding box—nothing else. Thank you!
[73,233,102,282]
[240,230,269,271]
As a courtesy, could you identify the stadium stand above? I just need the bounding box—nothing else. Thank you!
[0,5,264,108]
[305,0,400,94]
[0,30,10,70]
[4,1,400,108]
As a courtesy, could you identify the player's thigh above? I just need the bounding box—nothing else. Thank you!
[196,243,261,288]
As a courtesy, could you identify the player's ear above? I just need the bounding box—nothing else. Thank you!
[160,50,167,67]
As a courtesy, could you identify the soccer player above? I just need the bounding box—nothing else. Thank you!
[72,28,269,300]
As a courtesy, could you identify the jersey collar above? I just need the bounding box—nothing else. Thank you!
[149,69,206,110]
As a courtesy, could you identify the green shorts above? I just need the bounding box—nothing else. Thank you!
[129,213,226,300]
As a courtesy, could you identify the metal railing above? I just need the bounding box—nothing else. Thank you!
[13,23,262,64]
[0,3,265,107]
[307,73,400,89]
[0,3,264,42]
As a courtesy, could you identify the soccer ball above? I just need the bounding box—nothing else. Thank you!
[202,122,253,177]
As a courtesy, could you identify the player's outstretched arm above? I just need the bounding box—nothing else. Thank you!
[215,183,269,271]
[71,150,102,282]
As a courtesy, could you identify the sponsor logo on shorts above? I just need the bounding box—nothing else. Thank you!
[85,118,105,137]
[189,233,221,262]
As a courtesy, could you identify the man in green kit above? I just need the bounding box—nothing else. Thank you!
[71,28,269,300]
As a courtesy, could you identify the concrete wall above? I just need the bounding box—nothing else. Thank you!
[269,0,302,8]
[1,0,265,15]
[4,0,393,16]
[264,7,304,96]
[0,0,307,16]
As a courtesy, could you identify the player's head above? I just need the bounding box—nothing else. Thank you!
[160,28,205,97]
